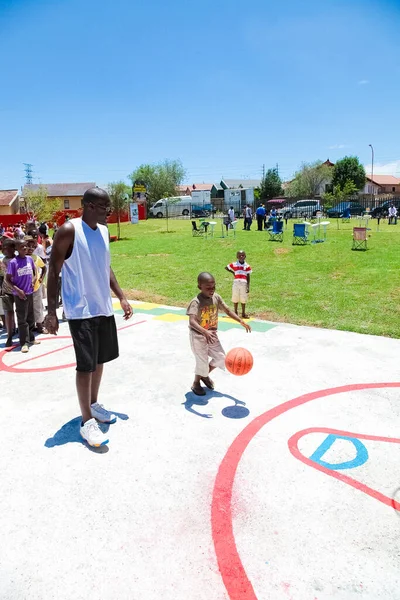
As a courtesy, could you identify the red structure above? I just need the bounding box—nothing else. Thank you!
[138,203,146,220]
[0,214,30,227]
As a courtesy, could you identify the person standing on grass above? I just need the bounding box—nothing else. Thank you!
[255,204,266,231]
[6,240,40,353]
[225,250,252,319]
[44,187,133,448]
[244,204,253,230]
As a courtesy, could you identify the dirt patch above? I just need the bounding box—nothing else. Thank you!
[133,253,170,258]
[330,271,344,280]
[318,302,332,311]
[273,248,290,256]
[119,288,170,304]
[252,310,291,323]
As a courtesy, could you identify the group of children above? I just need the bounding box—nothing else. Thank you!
[0,230,48,352]
[186,250,252,395]
[1,236,252,392]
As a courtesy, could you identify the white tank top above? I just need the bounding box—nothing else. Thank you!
[62,218,113,320]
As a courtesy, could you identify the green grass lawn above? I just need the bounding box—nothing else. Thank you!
[108,218,400,338]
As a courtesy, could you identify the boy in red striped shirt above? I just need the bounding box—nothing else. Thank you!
[225,250,252,319]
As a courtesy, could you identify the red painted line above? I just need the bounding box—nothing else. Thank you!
[211,382,400,600]
[118,319,147,332]
[0,319,147,374]
[16,337,74,366]
[288,427,400,511]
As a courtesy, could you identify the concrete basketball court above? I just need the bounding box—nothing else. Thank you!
[1,300,400,600]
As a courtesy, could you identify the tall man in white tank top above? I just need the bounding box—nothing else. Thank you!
[44,187,133,447]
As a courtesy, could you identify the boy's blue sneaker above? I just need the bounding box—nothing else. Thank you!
[91,402,117,424]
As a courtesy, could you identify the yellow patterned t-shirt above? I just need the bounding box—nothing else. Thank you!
[31,254,45,292]
[186,293,229,331]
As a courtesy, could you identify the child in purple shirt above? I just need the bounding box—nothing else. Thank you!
[6,239,40,352]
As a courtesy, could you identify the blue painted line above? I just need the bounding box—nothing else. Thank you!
[310,434,369,470]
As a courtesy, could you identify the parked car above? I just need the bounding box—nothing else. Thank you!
[190,204,215,218]
[284,200,322,219]
[327,201,365,218]
[370,199,400,218]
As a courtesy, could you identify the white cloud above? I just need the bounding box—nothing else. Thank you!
[328,144,348,150]
[358,79,370,85]
[364,159,400,176]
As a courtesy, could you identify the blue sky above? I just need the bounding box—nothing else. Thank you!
[1,0,399,189]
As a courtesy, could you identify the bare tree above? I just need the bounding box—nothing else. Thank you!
[23,185,61,222]
[286,161,333,198]
[108,181,130,240]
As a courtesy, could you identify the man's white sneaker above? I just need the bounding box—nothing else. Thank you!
[90,402,117,424]
[80,418,109,447]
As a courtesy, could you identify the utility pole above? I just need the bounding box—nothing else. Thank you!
[262,164,265,181]
[368,144,374,206]
[23,163,33,185]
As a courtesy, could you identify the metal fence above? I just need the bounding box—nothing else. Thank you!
[147,195,400,221]
[148,200,246,220]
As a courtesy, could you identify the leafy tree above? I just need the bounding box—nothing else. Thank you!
[322,180,358,210]
[23,185,61,223]
[332,156,366,191]
[128,159,186,205]
[260,167,283,200]
[108,181,131,240]
[286,161,333,198]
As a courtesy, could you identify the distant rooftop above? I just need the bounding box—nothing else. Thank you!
[221,178,261,189]
[23,182,96,197]
[0,189,19,206]
[366,174,400,186]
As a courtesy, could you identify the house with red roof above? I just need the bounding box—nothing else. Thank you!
[0,189,20,216]
[178,183,221,198]
[23,182,96,211]
[362,175,400,195]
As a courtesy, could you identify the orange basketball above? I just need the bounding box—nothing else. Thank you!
[225,347,253,376]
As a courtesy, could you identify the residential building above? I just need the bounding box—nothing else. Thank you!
[0,189,20,215]
[221,178,261,189]
[179,183,221,198]
[23,182,96,210]
[177,185,191,195]
[362,175,400,195]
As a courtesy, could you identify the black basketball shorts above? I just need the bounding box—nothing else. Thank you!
[68,315,119,372]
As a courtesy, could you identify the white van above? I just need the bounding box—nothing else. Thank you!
[149,196,192,218]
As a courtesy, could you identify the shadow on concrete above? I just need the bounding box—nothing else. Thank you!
[44,411,129,451]
[183,390,249,419]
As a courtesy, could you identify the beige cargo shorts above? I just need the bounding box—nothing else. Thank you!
[189,329,226,377]
[232,279,248,303]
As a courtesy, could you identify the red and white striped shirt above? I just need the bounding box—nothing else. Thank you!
[227,260,252,281]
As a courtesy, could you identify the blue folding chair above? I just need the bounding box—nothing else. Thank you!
[268,219,284,242]
[342,207,351,223]
[292,223,308,245]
